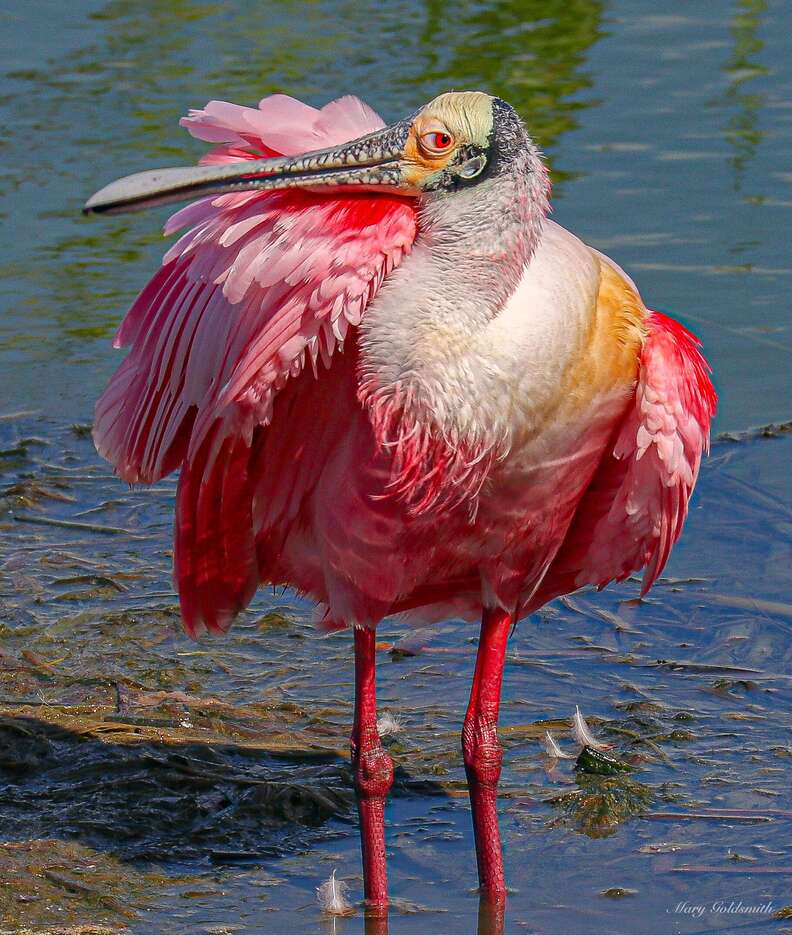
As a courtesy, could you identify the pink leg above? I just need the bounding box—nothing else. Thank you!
[462,606,512,905]
[351,626,394,912]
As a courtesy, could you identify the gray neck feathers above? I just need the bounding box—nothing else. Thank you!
[416,149,549,315]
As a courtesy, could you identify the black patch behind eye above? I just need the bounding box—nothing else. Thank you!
[489,98,530,175]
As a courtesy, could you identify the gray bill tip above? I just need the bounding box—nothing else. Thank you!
[84,168,170,214]
[83,165,241,215]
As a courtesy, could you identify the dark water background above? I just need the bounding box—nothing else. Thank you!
[0,2,790,933]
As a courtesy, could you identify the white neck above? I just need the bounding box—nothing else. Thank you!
[358,160,587,452]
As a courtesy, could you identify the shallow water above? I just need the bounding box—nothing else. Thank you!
[0,2,790,934]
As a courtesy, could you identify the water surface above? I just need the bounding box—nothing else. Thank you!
[1,2,790,933]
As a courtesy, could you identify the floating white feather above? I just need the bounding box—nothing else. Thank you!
[316,869,353,916]
[377,711,404,737]
[572,705,611,750]
[544,730,575,759]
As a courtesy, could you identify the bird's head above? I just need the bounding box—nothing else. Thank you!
[84,91,544,214]
[392,90,534,194]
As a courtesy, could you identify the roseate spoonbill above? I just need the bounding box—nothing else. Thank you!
[84,90,716,910]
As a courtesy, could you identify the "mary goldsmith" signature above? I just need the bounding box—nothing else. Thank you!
[672,899,776,919]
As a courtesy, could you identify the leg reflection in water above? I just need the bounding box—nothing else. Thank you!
[361,897,506,935]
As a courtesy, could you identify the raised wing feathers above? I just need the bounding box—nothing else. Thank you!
[93,95,417,486]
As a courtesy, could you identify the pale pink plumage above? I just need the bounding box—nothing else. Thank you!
[94,93,716,639]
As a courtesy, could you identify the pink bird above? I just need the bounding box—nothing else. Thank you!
[85,90,716,911]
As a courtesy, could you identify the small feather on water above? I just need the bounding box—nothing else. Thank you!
[572,706,612,751]
[377,711,404,737]
[544,730,575,759]
[316,869,354,916]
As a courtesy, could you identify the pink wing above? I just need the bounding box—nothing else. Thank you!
[93,94,417,634]
[529,311,717,609]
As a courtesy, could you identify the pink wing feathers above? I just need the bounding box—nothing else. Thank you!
[528,311,717,610]
[93,94,417,634]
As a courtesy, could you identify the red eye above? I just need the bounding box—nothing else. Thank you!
[420,128,455,155]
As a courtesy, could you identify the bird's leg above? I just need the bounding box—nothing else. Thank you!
[351,625,393,912]
[462,606,512,904]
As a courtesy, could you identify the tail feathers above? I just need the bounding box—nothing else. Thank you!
[174,428,258,637]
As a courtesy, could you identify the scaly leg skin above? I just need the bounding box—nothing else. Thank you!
[351,625,394,914]
[462,606,512,906]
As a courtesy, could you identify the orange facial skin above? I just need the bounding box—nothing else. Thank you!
[400,117,461,189]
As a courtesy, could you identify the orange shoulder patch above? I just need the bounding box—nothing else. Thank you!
[559,255,647,415]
